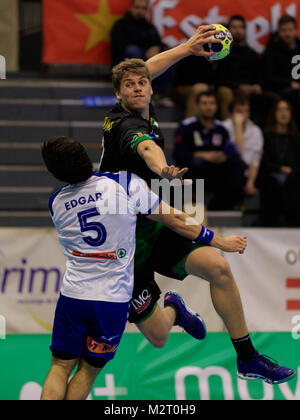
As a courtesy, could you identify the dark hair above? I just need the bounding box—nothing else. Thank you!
[228,95,250,113]
[195,90,217,104]
[278,14,297,28]
[41,136,93,184]
[267,98,297,135]
[228,15,247,29]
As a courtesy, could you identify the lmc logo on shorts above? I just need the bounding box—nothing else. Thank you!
[131,289,152,314]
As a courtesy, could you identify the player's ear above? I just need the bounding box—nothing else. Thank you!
[114,89,121,102]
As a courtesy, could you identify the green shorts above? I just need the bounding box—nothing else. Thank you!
[128,226,209,323]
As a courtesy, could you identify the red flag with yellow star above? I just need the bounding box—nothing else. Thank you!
[43,0,130,64]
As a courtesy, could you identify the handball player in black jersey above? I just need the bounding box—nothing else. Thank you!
[99,25,295,384]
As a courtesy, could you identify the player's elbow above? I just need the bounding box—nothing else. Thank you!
[137,140,156,157]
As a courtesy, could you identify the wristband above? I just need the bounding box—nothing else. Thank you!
[194,225,214,244]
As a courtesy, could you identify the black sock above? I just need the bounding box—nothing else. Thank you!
[231,334,256,362]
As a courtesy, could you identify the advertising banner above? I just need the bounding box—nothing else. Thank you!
[223,228,300,332]
[0,333,299,400]
[0,228,65,334]
[1,228,300,334]
[43,0,300,64]
[0,227,222,334]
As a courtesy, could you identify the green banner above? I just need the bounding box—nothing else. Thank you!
[0,333,299,400]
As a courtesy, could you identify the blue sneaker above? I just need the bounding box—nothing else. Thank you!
[237,351,296,384]
[164,291,207,340]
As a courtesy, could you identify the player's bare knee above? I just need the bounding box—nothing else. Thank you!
[147,328,169,348]
[151,336,167,348]
[209,257,233,286]
[77,358,103,381]
[51,356,77,377]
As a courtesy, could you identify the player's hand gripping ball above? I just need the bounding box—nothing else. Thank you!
[204,23,233,60]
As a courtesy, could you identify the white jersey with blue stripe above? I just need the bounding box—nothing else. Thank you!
[49,171,161,303]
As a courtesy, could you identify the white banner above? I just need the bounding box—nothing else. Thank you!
[0,226,223,334]
[1,228,300,333]
[0,228,65,334]
[223,228,300,332]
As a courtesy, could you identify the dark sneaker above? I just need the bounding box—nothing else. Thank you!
[164,291,207,340]
[237,351,296,384]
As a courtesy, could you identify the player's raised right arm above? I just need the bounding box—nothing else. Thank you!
[146,25,221,79]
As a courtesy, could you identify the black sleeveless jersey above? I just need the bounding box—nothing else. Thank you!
[99,102,164,187]
[99,102,165,268]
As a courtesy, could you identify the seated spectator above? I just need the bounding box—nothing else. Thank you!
[263,14,300,126]
[110,0,174,105]
[223,96,264,196]
[110,0,162,66]
[216,15,263,121]
[173,91,246,210]
[258,99,300,226]
[171,55,216,118]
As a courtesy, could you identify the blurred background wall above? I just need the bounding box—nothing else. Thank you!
[0,0,19,72]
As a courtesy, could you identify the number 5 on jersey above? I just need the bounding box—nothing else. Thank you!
[77,208,107,247]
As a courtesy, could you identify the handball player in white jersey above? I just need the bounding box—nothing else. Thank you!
[40,136,248,400]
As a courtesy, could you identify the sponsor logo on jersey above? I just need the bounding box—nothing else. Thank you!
[131,289,152,313]
[132,132,149,141]
[72,250,117,260]
[117,248,126,258]
[103,117,115,132]
[150,117,159,128]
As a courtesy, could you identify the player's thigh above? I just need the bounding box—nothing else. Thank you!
[50,355,78,377]
[185,246,232,285]
[76,358,103,383]
[151,226,204,281]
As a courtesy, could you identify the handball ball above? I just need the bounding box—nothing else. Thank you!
[204,23,233,61]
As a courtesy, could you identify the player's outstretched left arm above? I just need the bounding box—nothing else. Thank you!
[146,25,221,79]
[137,140,188,180]
[147,202,247,254]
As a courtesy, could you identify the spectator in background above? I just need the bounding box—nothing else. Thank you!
[110,0,174,106]
[171,55,216,118]
[173,91,246,210]
[263,14,300,125]
[216,15,263,121]
[259,99,300,226]
[223,96,263,196]
[110,0,162,66]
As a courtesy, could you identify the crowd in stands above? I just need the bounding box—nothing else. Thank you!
[110,0,300,226]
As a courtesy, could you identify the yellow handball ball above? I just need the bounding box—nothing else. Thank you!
[204,23,233,61]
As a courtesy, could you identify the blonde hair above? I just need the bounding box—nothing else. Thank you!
[112,58,151,92]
